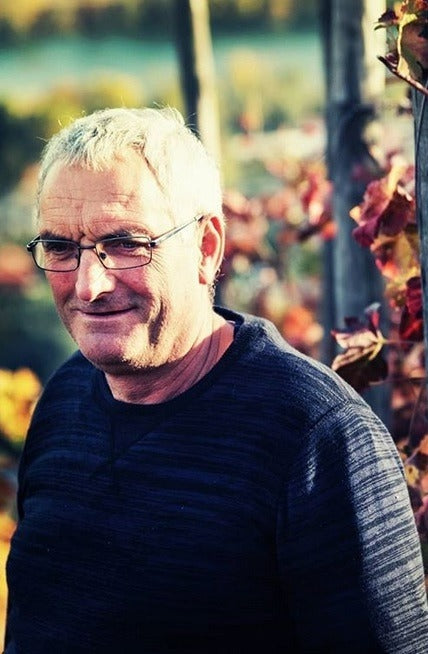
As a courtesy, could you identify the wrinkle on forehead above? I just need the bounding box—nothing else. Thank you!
[38,153,173,239]
[41,194,142,216]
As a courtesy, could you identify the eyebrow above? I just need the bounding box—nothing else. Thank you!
[38,228,150,241]
[38,230,72,241]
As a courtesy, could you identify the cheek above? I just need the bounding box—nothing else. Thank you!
[142,254,181,293]
[119,268,154,296]
[63,249,201,302]
[45,272,75,303]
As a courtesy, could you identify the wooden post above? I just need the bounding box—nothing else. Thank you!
[321,0,389,418]
[172,0,221,164]
[412,88,428,384]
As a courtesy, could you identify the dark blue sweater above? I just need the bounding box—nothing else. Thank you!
[5,309,428,653]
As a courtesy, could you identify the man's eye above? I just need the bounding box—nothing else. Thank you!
[104,237,149,252]
[43,241,75,254]
[118,239,140,250]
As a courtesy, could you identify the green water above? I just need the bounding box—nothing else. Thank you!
[0,31,323,106]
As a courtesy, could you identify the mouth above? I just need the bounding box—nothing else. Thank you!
[78,308,133,318]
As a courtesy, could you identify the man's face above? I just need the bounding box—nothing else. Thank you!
[38,150,209,374]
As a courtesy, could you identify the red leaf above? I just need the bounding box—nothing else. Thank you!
[352,185,414,246]
[351,179,390,247]
[331,304,387,392]
[350,162,415,247]
[401,19,428,79]
[332,350,388,393]
[375,9,399,28]
[400,309,424,342]
[399,276,424,342]
[371,227,420,280]
[406,276,423,315]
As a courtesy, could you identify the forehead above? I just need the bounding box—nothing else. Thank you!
[38,150,171,236]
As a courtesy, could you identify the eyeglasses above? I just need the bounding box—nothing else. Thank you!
[26,215,203,272]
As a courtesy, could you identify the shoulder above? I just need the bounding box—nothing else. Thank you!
[217,306,369,430]
[31,351,95,417]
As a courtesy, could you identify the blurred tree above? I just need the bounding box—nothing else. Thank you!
[319,0,389,419]
[0,106,45,195]
[0,17,19,45]
[0,1,320,43]
[29,8,59,38]
[75,2,130,37]
[173,0,221,164]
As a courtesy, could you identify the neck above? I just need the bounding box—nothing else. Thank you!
[104,311,234,404]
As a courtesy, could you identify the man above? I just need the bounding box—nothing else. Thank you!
[5,107,428,653]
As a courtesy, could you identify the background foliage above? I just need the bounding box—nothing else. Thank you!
[0,0,318,42]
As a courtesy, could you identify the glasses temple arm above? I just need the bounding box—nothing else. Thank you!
[150,215,203,248]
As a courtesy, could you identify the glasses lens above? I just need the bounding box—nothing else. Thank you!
[98,236,152,269]
[33,240,79,271]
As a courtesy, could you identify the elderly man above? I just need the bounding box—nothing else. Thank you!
[5,107,428,653]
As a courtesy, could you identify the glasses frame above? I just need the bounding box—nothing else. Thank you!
[26,214,204,272]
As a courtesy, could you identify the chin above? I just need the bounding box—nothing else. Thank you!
[84,348,155,375]
[77,344,125,369]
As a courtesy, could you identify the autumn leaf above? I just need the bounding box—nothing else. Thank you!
[369,224,421,310]
[399,276,424,341]
[399,16,428,82]
[406,275,423,314]
[0,368,41,442]
[350,162,415,247]
[400,308,424,342]
[331,304,388,392]
[371,226,419,281]
[332,350,388,393]
[332,303,383,347]
[377,1,428,93]
[375,9,400,28]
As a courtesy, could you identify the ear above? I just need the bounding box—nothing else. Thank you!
[198,215,225,287]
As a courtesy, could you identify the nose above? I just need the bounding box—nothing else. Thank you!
[74,249,116,302]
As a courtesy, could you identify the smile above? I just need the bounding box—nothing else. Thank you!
[79,308,133,317]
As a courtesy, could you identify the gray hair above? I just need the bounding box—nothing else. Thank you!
[36,106,223,224]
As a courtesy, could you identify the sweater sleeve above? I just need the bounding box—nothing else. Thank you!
[276,400,428,654]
